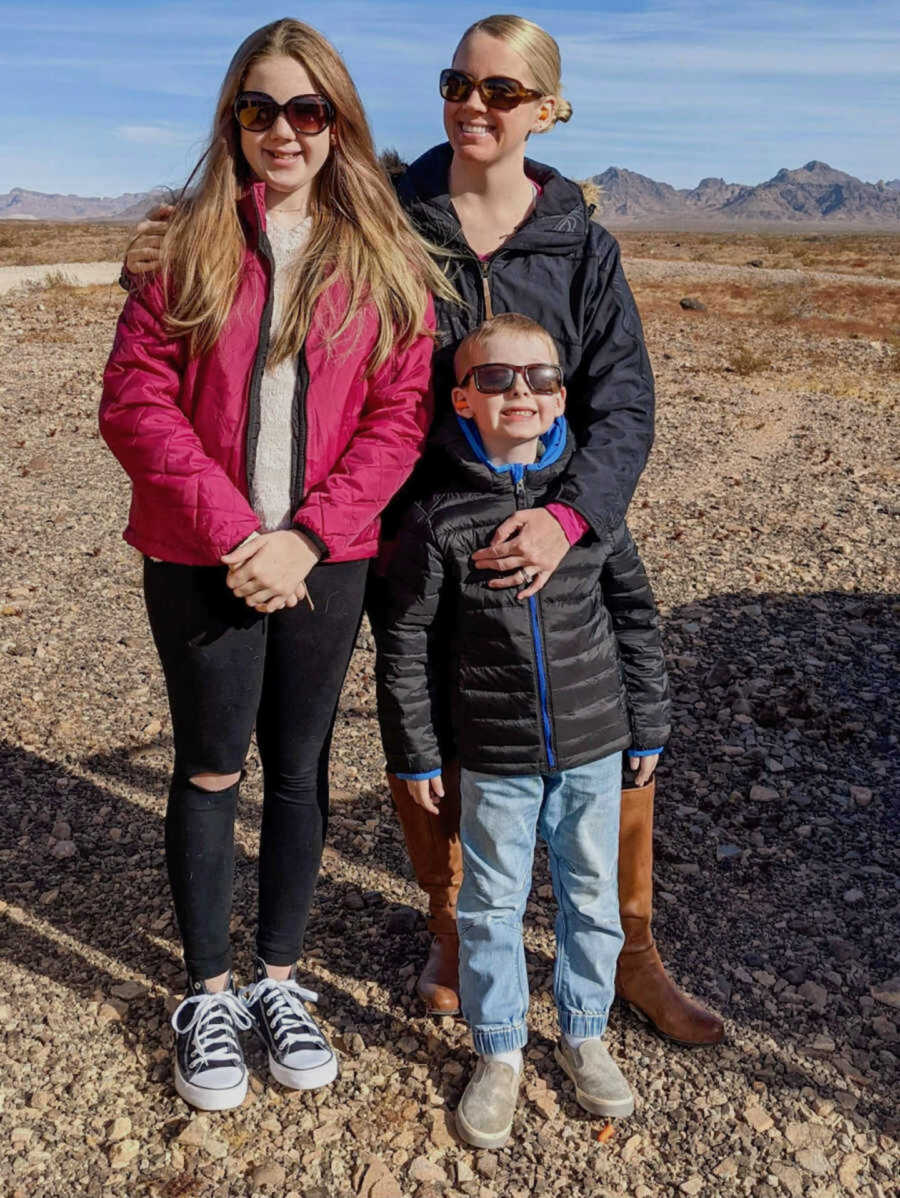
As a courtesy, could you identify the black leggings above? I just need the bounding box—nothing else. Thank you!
[144,558,368,981]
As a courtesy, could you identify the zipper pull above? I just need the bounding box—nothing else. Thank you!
[480,260,493,319]
[512,465,527,508]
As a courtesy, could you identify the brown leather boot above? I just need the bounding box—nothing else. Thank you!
[615,777,724,1046]
[387,762,462,1015]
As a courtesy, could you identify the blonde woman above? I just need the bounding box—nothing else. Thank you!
[101,18,451,1111]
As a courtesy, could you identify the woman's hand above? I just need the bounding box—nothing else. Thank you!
[221,530,320,612]
[124,204,172,274]
[471,507,570,599]
[628,753,659,786]
[405,774,444,816]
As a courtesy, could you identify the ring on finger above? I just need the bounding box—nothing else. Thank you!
[521,567,535,585]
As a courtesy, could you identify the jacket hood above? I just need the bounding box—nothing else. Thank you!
[397,142,593,256]
[431,413,573,495]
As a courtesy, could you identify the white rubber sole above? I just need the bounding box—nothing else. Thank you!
[553,1045,635,1117]
[268,1050,338,1090]
[455,1104,513,1149]
[174,1063,248,1111]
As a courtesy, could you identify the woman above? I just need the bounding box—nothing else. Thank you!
[124,13,723,1050]
[102,17,451,1111]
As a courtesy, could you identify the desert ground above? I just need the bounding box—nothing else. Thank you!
[0,222,897,1198]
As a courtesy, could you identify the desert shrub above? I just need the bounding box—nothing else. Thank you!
[727,345,770,375]
[766,282,813,324]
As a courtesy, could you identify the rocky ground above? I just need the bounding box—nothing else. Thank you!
[0,250,897,1198]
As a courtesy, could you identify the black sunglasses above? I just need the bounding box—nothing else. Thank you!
[234,91,334,135]
[439,68,543,111]
[459,362,563,395]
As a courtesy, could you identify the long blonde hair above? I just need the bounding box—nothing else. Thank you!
[455,14,572,127]
[160,18,454,371]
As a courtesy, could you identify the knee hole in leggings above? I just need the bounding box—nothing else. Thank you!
[189,771,241,792]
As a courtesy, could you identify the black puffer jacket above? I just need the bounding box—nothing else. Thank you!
[395,142,655,537]
[373,416,670,777]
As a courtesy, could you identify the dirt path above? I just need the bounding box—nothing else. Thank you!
[0,260,121,294]
[3,256,898,298]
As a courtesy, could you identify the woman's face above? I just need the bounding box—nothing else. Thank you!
[239,54,332,208]
[444,32,551,168]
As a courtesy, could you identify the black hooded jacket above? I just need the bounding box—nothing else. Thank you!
[394,142,655,537]
[373,416,670,778]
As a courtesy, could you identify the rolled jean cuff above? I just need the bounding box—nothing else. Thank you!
[472,1020,528,1055]
[559,1009,611,1039]
[184,948,233,985]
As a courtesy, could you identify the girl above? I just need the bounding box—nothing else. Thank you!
[124,12,723,1058]
[101,18,450,1112]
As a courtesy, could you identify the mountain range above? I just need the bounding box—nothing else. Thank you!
[590,161,900,226]
[1,162,898,226]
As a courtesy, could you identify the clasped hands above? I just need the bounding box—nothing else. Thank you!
[221,529,320,613]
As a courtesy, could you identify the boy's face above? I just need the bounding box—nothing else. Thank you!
[452,330,565,459]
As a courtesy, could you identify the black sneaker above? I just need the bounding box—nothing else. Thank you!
[170,974,254,1111]
[240,959,338,1090]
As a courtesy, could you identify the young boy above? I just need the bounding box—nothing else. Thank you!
[373,313,670,1148]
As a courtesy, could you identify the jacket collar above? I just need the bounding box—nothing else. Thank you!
[397,141,591,256]
[432,413,573,494]
[237,181,269,248]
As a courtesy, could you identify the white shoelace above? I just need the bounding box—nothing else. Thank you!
[240,978,326,1052]
[171,990,254,1071]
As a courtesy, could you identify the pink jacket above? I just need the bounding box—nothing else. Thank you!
[100,182,435,565]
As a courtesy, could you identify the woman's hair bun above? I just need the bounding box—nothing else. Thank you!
[555,98,573,124]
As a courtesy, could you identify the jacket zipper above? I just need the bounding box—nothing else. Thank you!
[245,224,309,511]
[511,464,555,769]
[479,259,493,319]
[289,351,310,512]
[244,228,276,497]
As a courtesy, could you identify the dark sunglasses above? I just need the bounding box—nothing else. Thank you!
[459,362,563,395]
[233,91,334,135]
[439,68,543,111]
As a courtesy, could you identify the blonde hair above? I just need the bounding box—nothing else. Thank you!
[454,14,572,127]
[454,312,559,381]
[159,18,455,371]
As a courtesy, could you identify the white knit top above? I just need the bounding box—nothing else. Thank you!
[251,216,313,532]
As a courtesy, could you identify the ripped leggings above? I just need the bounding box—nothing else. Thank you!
[143,557,368,981]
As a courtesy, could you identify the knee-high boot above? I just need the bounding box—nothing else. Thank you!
[615,777,724,1045]
[387,761,462,1015]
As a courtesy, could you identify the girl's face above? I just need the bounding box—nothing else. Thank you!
[239,54,332,209]
[444,32,552,168]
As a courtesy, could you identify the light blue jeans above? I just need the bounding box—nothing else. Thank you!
[457,752,623,1055]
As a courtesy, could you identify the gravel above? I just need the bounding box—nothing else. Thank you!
[0,260,896,1197]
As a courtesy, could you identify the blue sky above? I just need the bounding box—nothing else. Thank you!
[1,0,897,196]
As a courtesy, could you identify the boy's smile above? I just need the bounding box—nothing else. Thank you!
[452,329,566,465]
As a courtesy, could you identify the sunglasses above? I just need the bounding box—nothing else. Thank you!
[459,362,563,395]
[439,68,543,112]
[233,91,334,135]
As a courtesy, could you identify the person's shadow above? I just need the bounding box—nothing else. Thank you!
[1,587,896,1134]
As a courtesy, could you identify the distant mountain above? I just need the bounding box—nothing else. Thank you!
[0,186,168,222]
[591,161,900,226]
[4,161,899,225]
